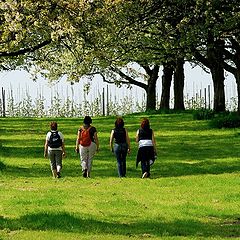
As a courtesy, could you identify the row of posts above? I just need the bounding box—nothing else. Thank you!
[0,85,211,117]
[1,87,6,117]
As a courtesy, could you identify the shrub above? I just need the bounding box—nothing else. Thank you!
[209,112,240,128]
[193,109,215,120]
[0,161,6,171]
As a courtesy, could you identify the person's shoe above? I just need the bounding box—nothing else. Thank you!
[57,172,61,178]
[142,172,148,178]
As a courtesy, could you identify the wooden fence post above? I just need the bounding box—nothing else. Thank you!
[208,85,211,109]
[204,87,207,109]
[2,87,6,117]
[106,85,109,116]
[102,87,105,116]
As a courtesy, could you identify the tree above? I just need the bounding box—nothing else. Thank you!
[183,0,240,112]
[223,37,240,112]
[0,1,190,111]
[160,61,174,110]
[1,0,239,114]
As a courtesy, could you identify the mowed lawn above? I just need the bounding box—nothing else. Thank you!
[0,113,239,240]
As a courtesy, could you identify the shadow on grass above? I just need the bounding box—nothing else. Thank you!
[0,212,239,238]
[155,159,240,178]
[0,156,239,179]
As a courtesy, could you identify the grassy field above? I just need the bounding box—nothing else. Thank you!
[0,113,239,240]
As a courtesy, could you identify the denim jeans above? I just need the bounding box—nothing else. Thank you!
[114,143,128,177]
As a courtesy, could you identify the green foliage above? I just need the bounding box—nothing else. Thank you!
[0,160,6,171]
[192,109,215,120]
[209,112,240,128]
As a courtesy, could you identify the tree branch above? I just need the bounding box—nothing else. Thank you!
[223,62,237,76]
[0,39,52,57]
[192,48,210,69]
[109,66,147,90]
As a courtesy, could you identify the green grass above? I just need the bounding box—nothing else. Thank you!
[0,113,240,240]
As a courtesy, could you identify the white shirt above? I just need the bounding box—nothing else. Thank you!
[46,131,64,150]
[138,139,153,148]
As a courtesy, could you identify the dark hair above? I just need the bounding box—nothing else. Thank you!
[50,121,57,130]
[141,118,150,130]
[115,117,124,128]
[83,116,92,125]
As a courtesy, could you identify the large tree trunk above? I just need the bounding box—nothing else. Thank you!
[160,62,174,110]
[193,35,226,113]
[110,64,159,112]
[143,65,160,111]
[208,38,226,112]
[211,66,225,112]
[173,57,185,111]
[236,72,240,112]
[223,38,240,113]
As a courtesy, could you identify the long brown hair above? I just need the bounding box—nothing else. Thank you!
[115,117,124,128]
[141,118,150,130]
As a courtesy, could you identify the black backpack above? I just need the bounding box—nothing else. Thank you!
[48,131,62,148]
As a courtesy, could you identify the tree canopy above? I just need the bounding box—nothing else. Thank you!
[1,0,240,111]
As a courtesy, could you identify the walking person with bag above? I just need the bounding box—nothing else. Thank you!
[44,121,66,178]
[75,116,99,178]
[136,118,157,178]
[110,117,130,177]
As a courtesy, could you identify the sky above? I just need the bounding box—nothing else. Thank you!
[0,62,237,109]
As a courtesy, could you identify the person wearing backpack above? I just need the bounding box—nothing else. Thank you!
[44,121,66,178]
[136,118,157,178]
[110,117,130,177]
[75,116,99,178]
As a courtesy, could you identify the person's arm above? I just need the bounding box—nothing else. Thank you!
[152,130,157,155]
[62,142,66,157]
[44,139,48,158]
[94,131,99,152]
[59,132,66,157]
[110,130,114,152]
[44,132,50,158]
[125,129,131,154]
[135,129,139,143]
[75,129,81,152]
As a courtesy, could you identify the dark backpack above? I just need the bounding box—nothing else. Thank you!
[48,131,62,148]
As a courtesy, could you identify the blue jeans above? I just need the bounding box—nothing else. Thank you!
[114,143,128,177]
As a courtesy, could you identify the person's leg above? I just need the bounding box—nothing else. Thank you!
[121,145,128,177]
[48,150,57,178]
[122,155,127,177]
[140,147,151,178]
[120,143,128,177]
[87,142,97,177]
[55,150,63,178]
[114,144,124,177]
[80,146,89,177]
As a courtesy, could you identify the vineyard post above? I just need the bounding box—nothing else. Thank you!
[204,87,207,109]
[106,85,109,116]
[208,85,211,109]
[102,87,105,116]
[2,87,6,117]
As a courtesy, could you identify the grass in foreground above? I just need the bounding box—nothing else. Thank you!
[0,113,240,240]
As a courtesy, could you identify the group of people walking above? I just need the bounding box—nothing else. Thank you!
[44,116,157,179]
